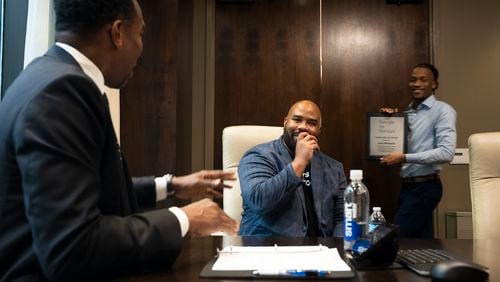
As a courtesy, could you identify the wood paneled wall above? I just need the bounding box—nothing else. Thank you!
[214,0,322,136]
[119,0,430,222]
[121,0,186,176]
[215,0,430,221]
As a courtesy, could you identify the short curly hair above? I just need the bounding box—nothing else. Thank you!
[54,0,135,33]
[413,63,439,81]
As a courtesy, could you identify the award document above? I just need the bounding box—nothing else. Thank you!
[367,112,407,160]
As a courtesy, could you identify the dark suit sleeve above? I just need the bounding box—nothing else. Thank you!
[14,76,182,280]
[132,176,156,209]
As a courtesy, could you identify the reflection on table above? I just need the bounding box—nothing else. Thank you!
[116,236,500,282]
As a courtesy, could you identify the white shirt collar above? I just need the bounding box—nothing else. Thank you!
[55,42,107,95]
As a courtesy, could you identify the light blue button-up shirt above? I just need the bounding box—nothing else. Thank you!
[401,95,457,177]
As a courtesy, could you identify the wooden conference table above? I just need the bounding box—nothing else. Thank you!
[117,236,500,282]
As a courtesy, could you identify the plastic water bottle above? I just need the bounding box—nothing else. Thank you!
[368,207,386,232]
[344,169,370,255]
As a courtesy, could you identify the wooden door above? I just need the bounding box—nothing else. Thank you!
[121,0,194,177]
[214,0,430,221]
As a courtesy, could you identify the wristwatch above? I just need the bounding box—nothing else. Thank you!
[165,174,175,196]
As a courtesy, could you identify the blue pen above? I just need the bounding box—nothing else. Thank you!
[286,269,330,277]
[253,269,331,277]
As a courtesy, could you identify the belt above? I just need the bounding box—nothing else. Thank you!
[402,173,440,183]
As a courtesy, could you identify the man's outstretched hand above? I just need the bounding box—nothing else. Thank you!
[181,198,239,236]
[172,170,236,199]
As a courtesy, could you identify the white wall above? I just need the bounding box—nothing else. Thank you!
[433,0,500,238]
[24,0,52,68]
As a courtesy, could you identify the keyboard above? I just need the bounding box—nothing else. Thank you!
[396,248,454,276]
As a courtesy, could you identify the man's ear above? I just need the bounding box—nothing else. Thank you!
[109,20,125,48]
[433,80,439,90]
[283,117,288,127]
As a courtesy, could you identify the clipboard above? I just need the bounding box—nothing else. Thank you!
[199,245,355,279]
[199,259,356,279]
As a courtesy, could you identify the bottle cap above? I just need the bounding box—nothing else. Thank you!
[373,207,381,212]
[350,169,363,180]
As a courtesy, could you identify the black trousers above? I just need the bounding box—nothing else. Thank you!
[393,179,443,238]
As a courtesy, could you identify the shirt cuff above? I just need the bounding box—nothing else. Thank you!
[154,176,167,202]
[168,206,189,237]
[405,153,418,163]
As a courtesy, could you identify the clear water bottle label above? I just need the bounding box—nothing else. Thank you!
[368,223,378,232]
[344,203,359,241]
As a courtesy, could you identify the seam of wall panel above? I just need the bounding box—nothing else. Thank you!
[204,0,215,169]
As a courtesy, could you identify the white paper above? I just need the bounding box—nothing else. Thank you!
[212,245,351,271]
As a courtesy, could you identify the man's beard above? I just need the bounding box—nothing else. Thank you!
[283,127,297,153]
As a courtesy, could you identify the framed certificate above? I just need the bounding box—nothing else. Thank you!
[366,112,408,160]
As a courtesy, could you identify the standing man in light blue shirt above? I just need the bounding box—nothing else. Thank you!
[380,63,456,238]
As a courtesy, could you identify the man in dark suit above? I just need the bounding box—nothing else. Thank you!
[0,0,238,281]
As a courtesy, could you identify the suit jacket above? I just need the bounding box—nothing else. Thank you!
[0,46,182,281]
[238,137,347,236]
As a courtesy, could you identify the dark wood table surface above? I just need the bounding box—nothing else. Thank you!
[116,236,500,282]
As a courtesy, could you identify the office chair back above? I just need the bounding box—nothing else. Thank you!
[222,125,283,222]
[468,132,500,239]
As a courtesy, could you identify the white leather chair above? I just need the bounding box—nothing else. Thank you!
[468,132,500,239]
[222,125,283,222]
